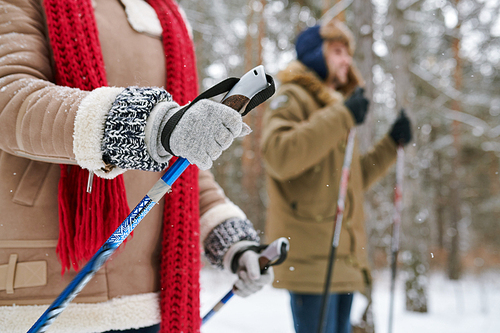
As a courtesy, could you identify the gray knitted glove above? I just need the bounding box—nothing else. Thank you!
[203,218,273,298]
[151,99,251,170]
[233,250,274,298]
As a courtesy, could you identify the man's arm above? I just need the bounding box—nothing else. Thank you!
[360,134,398,190]
[361,109,413,189]
[261,87,355,181]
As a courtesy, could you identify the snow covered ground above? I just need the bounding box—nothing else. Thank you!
[200,267,500,333]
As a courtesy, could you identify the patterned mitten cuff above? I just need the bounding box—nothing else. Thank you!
[203,218,260,269]
[102,87,173,171]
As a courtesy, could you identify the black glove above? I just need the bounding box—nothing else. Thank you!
[344,87,369,124]
[389,109,412,146]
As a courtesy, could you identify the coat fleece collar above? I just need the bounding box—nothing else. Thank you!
[277,60,363,105]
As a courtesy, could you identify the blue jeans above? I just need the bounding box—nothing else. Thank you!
[103,324,159,333]
[289,292,353,333]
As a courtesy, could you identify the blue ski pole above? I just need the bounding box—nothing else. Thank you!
[202,237,290,325]
[27,65,275,333]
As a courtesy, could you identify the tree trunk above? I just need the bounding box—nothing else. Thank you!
[240,0,267,234]
[350,4,376,331]
[389,0,428,313]
[447,0,463,281]
[352,0,374,152]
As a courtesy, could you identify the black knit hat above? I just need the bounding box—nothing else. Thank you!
[295,25,328,80]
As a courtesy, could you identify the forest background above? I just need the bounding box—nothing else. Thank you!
[178,0,500,314]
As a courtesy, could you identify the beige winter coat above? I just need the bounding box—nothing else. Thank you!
[261,61,397,294]
[0,1,246,332]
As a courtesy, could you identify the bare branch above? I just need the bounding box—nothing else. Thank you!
[410,64,491,108]
[441,107,490,132]
[320,0,353,23]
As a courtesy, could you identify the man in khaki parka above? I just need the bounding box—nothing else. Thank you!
[261,19,412,333]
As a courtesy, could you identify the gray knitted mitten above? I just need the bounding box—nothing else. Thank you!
[155,99,251,170]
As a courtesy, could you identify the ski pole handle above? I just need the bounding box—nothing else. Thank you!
[202,237,290,325]
[27,66,275,333]
[223,65,266,110]
[160,65,272,185]
[233,237,289,286]
[257,237,290,272]
[159,66,272,186]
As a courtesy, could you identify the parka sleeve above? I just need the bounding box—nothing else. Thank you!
[198,168,262,270]
[0,1,175,179]
[198,169,248,243]
[360,134,398,190]
[260,86,356,181]
[0,1,89,163]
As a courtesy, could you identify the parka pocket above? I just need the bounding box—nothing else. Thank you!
[0,240,54,298]
[0,253,47,294]
[0,240,108,305]
[290,199,337,222]
[12,160,51,206]
[290,187,355,223]
[343,189,355,225]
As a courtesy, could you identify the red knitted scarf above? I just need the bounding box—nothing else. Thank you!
[44,0,201,331]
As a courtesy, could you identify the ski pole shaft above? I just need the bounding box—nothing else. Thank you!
[202,237,290,325]
[27,159,187,333]
[28,66,274,333]
[318,128,356,333]
[391,145,404,254]
[202,290,235,325]
[388,144,404,333]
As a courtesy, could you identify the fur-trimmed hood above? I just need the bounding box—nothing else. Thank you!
[277,60,363,103]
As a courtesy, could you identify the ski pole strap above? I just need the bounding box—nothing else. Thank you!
[230,245,264,274]
[160,77,239,155]
[161,74,275,155]
[230,237,289,274]
[241,73,275,116]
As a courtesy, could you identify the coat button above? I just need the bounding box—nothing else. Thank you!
[315,215,323,221]
[314,165,321,172]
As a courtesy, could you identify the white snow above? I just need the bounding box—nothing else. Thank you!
[200,267,500,333]
[200,267,295,333]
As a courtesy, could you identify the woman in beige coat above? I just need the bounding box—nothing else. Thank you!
[0,1,273,332]
[261,20,412,333]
